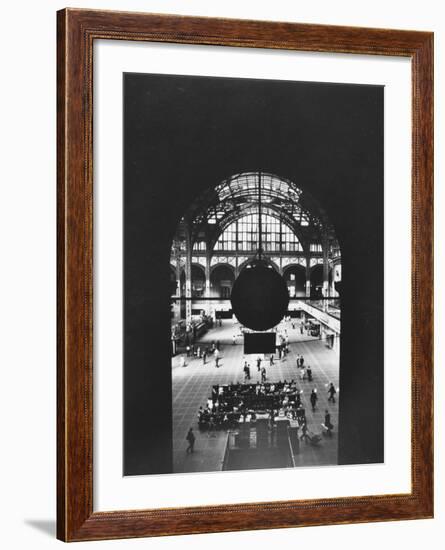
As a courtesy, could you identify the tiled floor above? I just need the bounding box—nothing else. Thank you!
[172,319,339,474]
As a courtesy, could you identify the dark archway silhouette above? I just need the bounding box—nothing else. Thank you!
[210,264,235,299]
[123,73,383,475]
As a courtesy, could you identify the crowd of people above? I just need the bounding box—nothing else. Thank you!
[195,375,337,440]
[178,339,223,368]
[182,316,338,454]
[196,380,308,434]
[178,314,337,370]
[241,352,314,383]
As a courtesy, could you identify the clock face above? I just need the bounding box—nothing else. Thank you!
[230,260,289,331]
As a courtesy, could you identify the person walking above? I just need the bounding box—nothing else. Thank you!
[180,355,186,368]
[269,354,275,366]
[186,427,195,453]
[307,366,313,382]
[328,382,337,403]
[257,356,262,372]
[261,366,267,382]
[214,347,220,368]
[202,350,207,365]
[300,421,311,443]
[197,406,204,426]
[310,389,318,411]
[324,410,334,436]
[300,365,306,381]
[208,416,216,437]
[295,391,302,408]
[243,362,250,381]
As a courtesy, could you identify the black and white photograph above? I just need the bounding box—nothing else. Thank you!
[0,0,439,547]
[123,73,384,476]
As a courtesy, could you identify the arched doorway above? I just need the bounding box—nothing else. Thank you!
[191,264,206,298]
[310,264,324,298]
[210,264,235,299]
[283,264,306,297]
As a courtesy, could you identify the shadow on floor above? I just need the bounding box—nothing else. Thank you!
[24,519,56,538]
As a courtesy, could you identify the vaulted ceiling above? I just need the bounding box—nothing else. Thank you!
[174,171,339,254]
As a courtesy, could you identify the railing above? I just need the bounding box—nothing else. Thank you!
[297,300,341,334]
[221,431,234,471]
[287,426,299,467]
[222,422,297,471]
[310,299,341,320]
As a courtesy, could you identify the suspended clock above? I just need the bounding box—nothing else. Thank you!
[230,172,289,331]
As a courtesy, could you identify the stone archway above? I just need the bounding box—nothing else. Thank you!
[210,263,235,299]
[283,263,306,297]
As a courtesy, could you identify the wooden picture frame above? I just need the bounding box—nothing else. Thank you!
[57,8,434,542]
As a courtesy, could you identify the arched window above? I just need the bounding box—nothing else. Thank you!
[192,241,206,251]
[214,213,302,253]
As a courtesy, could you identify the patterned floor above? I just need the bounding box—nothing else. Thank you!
[172,319,339,474]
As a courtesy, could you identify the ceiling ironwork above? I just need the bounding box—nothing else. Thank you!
[176,172,338,253]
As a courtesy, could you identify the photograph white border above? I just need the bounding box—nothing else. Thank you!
[93,40,411,512]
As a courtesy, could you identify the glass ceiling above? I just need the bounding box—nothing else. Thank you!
[204,172,312,228]
[215,172,302,204]
[174,171,337,252]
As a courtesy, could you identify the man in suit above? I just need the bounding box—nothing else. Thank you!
[186,427,196,453]
[310,389,318,411]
